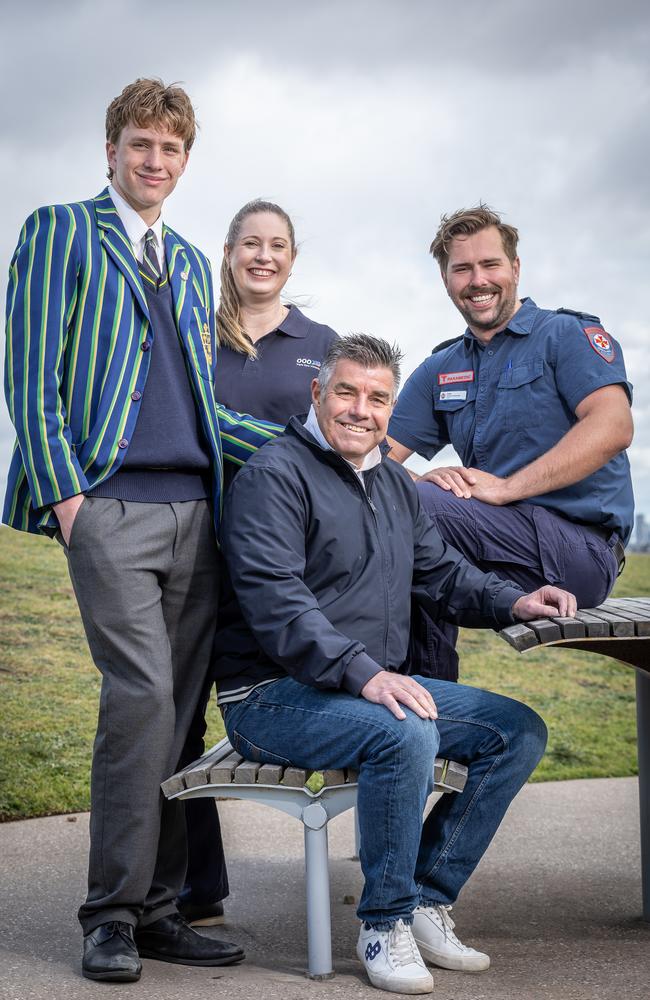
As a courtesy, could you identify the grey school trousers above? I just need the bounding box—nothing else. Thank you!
[61,497,220,934]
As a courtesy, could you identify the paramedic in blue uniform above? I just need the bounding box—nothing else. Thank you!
[387,205,634,677]
[178,199,338,925]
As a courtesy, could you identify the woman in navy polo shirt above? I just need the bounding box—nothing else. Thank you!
[178,201,338,926]
[214,198,338,427]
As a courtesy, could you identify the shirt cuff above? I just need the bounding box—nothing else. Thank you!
[493,584,527,624]
[342,651,383,696]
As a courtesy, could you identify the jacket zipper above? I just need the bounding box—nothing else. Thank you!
[346,465,391,667]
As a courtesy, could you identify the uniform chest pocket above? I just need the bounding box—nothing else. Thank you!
[496,357,546,429]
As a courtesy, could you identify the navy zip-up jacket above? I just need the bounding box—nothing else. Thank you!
[215,417,524,703]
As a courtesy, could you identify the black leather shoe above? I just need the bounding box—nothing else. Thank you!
[134,912,244,967]
[177,898,225,926]
[82,921,142,982]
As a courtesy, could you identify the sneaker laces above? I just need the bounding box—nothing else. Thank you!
[432,905,474,952]
[388,921,421,967]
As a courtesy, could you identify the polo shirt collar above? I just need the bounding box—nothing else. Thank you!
[276,304,309,339]
[462,296,537,349]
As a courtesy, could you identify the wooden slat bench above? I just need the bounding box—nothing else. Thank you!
[163,736,468,979]
[499,596,650,922]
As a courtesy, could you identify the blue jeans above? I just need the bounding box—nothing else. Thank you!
[223,676,547,929]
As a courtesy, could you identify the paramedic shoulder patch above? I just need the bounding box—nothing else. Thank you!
[584,326,615,363]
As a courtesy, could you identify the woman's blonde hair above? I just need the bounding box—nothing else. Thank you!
[217,200,296,357]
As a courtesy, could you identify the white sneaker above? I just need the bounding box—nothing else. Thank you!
[412,904,490,972]
[357,919,434,994]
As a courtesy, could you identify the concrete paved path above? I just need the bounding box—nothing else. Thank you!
[1,778,649,1000]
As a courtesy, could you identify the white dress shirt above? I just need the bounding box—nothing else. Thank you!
[108,183,165,270]
[304,405,382,489]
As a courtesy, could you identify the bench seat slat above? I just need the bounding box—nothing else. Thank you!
[210,753,244,783]
[600,601,650,635]
[580,608,635,637]
[185,767,213,789]
[573,611,611,637]
[435,759,468,793]
[527,619,562,643]
[612,598,650,617]
[551,616,586,639]
[233,760,261,784]
[160,739,234,795]
[321,769,347,786]
[282,767,313,787]
[161,773,186,796]
[500,623,539,651]
[257,763,284,784]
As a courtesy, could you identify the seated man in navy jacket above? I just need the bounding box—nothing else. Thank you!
[214,334,576,995]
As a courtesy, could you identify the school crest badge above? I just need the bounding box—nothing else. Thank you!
[201,323,212,365]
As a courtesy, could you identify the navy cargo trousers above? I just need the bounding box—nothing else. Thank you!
[409,483,621,682]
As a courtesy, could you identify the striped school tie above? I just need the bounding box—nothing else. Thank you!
[141,229,161,286]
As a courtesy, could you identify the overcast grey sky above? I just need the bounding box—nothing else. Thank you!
[1,0,648,526]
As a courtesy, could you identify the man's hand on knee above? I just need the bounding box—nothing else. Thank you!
[417,466,476,498]
[361,671,438,721]
[513,586,577,621]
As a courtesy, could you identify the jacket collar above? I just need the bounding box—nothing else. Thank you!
[162,226,193,337]
[94,188,149,317]
[287,415,391,466]
[302,406,383,473]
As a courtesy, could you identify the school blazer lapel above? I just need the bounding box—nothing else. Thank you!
[93,189,150,319]
[164,227,197,351]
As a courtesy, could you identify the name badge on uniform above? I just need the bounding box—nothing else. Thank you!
[440,390,467,401]
[201,323,212,365]
[438,370,474,385]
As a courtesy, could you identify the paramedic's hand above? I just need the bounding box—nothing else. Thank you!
[361,671,438,721]
[417,465,475,498]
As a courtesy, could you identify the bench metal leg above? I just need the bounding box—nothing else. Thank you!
[636,668,650,922]
[353,806,361,860]
[302,802,335,979]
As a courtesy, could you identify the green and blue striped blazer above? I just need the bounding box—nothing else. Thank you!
[3,188,278,535]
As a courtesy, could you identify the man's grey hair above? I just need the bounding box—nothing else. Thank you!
[318,334,404,394]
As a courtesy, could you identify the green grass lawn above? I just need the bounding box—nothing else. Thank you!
[0,527,647,821]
